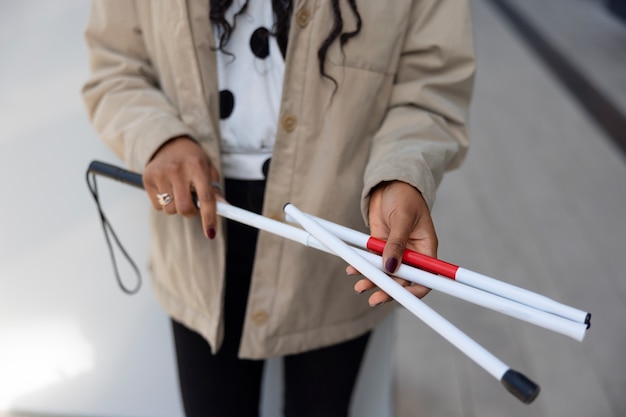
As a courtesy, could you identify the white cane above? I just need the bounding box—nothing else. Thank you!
[283,203,540,404]
[285,212,590,327]
[86,160,592,404]
[219,201,587,341]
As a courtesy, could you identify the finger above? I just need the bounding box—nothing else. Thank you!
[367,284,431,306]
[172,178,198,217]
[367,290,393,306]
[163,192,177,214]
[155,186,177,215]
[405,284,431,299]
[143,163,179,214]
[346,265,361,276]
[195,183,218,239]
[381,212,415,274]
[357,276,409,304]
[143,170,166,211]
[210,180,224,198]
[353,277,376,294]
[193,165,220,240]
[154,178,177,215]
[144,182,163,211]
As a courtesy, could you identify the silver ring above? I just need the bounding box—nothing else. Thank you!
[210,181,223,194]
[156,192,173,206]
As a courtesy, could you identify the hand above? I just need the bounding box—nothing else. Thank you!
[349,181,437,305]
[143,136,222,239]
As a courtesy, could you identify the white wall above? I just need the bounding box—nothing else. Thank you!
[0,2,184,415]
[0,2,392,416]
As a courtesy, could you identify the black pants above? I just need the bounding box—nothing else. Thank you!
[171,179,370,417]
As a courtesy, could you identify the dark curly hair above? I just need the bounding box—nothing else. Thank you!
[210,0,362,84]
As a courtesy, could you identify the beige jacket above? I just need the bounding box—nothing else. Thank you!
[82,0,475,359]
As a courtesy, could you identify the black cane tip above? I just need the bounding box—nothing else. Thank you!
[501,369,540,404]
[585,313,591,329]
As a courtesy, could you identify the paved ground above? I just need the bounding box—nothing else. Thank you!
[394,1,626,416]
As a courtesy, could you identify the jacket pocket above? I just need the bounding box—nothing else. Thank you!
[324,0,412,75]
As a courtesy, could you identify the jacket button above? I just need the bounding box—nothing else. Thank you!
[296,9,310,28]
[281,114,297,132]
[251,310,269,326]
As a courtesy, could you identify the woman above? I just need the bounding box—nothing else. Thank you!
[82,0,475,416]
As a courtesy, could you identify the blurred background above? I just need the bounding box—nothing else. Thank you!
[1,0,625,416]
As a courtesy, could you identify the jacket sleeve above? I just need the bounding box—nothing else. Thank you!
[81,0,194,171]
[361,0,476,218]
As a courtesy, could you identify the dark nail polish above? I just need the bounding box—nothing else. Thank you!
[385,257,398,273]
[207,227,216,240]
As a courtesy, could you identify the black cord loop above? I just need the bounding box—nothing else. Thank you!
[86,170,142,295]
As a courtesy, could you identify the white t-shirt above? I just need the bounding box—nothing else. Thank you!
[214,0,285,180]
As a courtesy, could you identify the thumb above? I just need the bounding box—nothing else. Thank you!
[381,214,413,274]
[369,181,436,275]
